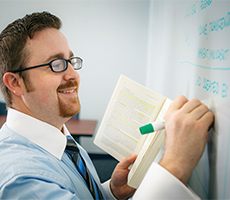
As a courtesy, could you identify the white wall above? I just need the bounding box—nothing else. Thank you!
[147,1,230,199]
[0,0,150,153]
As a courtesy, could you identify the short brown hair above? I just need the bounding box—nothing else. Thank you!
[0,11,62,107]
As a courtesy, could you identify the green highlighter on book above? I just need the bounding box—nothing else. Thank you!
[139,120,165,135]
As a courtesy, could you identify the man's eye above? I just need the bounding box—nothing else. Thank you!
[52,60,64,71]
[53,63,62,69]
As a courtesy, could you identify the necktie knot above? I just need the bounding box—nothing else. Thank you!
[65,138,80,154]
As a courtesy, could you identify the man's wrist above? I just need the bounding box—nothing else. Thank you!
[101,180,117,200]
[159,157,191,185]
[109,180,118,199]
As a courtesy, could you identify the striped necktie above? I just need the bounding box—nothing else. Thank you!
[65,136,103,200]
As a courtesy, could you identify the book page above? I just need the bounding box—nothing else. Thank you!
[94,75,166,161]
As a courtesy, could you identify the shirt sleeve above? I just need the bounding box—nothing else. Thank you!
[132,162,200,200]
[101,180,117,200]
[1,176,82,200]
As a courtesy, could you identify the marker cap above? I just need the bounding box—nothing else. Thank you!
[139,123,154,135]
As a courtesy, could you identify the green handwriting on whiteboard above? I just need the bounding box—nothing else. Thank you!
[198,48,229,61]
[181,61,230,71]
[198,12,230,37]
[195,74,228,98]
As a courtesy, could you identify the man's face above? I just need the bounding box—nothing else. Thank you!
[21,28,81,126]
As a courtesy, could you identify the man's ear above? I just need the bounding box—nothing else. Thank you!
[3,72,23,96]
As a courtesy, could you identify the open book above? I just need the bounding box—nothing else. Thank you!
[94,75,172,188]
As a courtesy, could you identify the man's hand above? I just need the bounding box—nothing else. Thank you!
[159,95,214,185]
[110,155,137,200]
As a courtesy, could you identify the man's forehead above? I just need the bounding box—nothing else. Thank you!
[25,28,72,64]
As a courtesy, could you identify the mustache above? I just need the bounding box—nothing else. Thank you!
[57,81,78,90]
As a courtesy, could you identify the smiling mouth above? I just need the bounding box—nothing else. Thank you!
[58,85,77,94]
[59,89,76,93]
[57,81,78,94]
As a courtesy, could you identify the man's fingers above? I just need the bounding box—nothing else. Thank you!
[198,110,214,130]
[181,98,203,113]
[189,103,209,120]
[119,155,137,169]
[168,95,189,112]
[169,96,211,121]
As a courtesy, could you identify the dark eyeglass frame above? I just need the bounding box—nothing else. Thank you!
[10,57,83,73]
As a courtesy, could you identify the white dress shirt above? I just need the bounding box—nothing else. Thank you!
[2,108,199,199]
[0,108,115,199]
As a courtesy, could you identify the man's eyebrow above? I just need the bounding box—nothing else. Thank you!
[69,51,74,58]
[45,51,74,62]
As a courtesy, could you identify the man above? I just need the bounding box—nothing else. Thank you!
[0,12,213,199]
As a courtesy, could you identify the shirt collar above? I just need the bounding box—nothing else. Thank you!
[6,108,70,160]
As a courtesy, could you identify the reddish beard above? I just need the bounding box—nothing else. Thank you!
[57,81,81,118]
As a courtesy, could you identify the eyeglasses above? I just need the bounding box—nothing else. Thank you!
[11,57,83,73]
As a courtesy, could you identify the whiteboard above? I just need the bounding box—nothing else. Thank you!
[147,0,230,199]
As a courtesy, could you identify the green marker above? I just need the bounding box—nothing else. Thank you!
[139,120,165,135]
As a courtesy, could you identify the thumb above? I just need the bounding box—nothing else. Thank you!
[119,155,137,169]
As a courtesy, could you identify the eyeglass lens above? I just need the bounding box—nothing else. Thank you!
[51,58,81,72]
